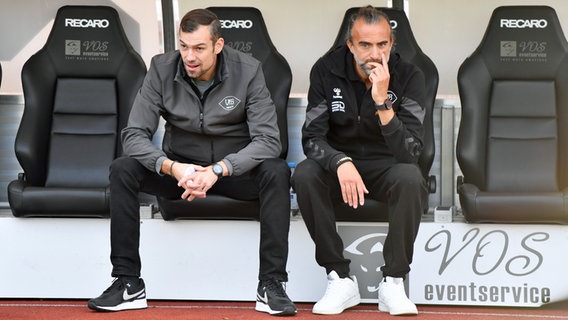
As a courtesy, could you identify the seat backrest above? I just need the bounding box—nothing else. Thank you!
[16,5,146,187]
[207,6,292,159]
[330,7,438,179]
[457,6,568,193]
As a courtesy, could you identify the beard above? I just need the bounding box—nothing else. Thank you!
[353,54,373,76]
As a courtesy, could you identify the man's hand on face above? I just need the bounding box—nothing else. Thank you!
[368,53,390,105]
[368,53,395,124]
[336,161,369,208]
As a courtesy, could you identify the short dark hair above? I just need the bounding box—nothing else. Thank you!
[346,5,394,43]
[179,8,222,42]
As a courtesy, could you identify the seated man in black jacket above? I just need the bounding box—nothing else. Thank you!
[292,5,427,316]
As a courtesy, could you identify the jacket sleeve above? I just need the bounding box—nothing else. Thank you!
[224,63,281,175]
[302,61,348,172]
[380,67,426,164]
[121,56,167,173]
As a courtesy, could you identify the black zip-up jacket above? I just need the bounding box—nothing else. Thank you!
[302,45,426,172]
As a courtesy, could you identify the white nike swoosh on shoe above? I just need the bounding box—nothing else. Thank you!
[256,291,268,304]
[123,288,145,301]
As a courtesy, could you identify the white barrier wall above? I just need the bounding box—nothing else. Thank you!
[0,216,325,301]
[2,214,567,307]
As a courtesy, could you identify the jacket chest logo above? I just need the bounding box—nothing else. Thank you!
[219,96,241,111]
[331,88,345,113]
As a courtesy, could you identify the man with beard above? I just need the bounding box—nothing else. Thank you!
[291,5,427,316]
[88,8,296,316]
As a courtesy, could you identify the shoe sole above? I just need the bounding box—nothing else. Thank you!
[88,298,148,312]
[255,301,297,316]
[378,300,418,315]
[312,295,361,315]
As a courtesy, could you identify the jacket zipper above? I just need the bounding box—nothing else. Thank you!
[200,83,218,163]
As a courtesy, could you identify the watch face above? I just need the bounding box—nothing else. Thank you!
[213,164,223,176]
[384,99,393,110]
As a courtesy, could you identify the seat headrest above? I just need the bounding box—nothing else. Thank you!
[206,7,279,62]
[330,7,422,59]
[40,5,137,76]
[471,6,568,78]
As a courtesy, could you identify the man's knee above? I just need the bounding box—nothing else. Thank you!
[391,163,426,193]
[111,156,135,172]
[110,156,144,179]
[291,159,324,188]
[256,158,290,183]
[259,157,289,173]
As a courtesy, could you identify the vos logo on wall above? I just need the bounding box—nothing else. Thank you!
[339,222,567,307]
[409,223,565,307]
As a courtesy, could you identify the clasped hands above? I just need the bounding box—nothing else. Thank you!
[171,162,218,202]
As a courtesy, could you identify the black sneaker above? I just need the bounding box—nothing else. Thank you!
[88,277,147,312]
[255,279,297,316]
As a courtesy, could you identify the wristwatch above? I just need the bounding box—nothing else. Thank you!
[212,163,224,178]
[374,98,393,111]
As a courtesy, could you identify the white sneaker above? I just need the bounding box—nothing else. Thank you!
[312,271,361,315]
[378,276,418,315]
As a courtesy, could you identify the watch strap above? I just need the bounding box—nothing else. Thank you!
[374,98,392,111]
